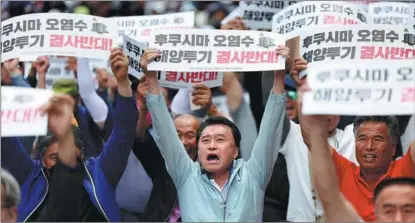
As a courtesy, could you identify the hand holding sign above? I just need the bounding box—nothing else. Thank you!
[276,45,291,74]
[290,57,307,87]
[191,83,213,110]
[3,58,21,76]
[140,48,161,77]
[109,48,129,82]
[36,56,50,76]
[40,94,75,140]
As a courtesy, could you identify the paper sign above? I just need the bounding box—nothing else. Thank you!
[1,13,118,62]
[189,92,202,110]
[24,57,74,89]
[272,1,371,39]
[1,86,54,137]
[240,0,297,30]
[158,71,223,89]
[368,2,415,27]
[114,11,195,42]
[122,34,147,79]
[148,28,286,72]
[302,60,415,115]
[221,6,243,26]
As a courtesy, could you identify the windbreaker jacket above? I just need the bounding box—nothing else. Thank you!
[146,91,286,222]
[1,95,138,222]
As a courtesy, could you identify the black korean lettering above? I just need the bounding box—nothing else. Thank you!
[276,25,284,34]
[150,19,159,26]
[303,36,313,48]
[344,7,353,16]
[1,24,13,36]
[354,88,372,102]
[254,1,262,7]
[133,44,142,57]
[61,19,74,31]
[313,48,327,61]
[2,38,16,53]
[326,31,338,43]
[197,51,212,63]
[295,18,306,29]
[339,30,353,43]
[169,50,183,63]
[127,55,134,68]
[183,50,198,63]
[46,18,59,30]
[326,47,341,59]
[213,35,227,47]
[253,11,264,21]
[285,22,296,33]
[372,30,385,42]
[371,69,389,82]
[74,20,87,32]
[334,69,349,81]
[15,36,29,49]
[125,30,137,38]
[155,34,168,46]
[374,88,392,102]
[316,71,331,82]
[241,36,254,47]
[384,6,393,13]
[168,34,182,46]
[276,15,284,23]
[160,50,169,63]
[243,10,254,21]
[320,3,331,12]
[295,6,304,16]
[182,34,195,47]
[313,88,333,101]
[228,35,241,47]
[313,32,325,45]
[307,16,319,25]
[340,46,356,59]
[126,41,133,52]
[195,35,209,47]
[265,1,279,8]
[139,19,148,27]
[334,88,352,102]
[284,9,293,19]
[27,19,41,31]
[264,12,274,22]
[397,67,414,81]
[30,35,44,47]
[402,31,415,46]
[14,21,27,33]
[357,12,367,23]
[332,4,343,13]
[133,59,142,72]
[357,30,371,42]
[303,50,313,63]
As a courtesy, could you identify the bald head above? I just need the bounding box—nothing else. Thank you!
[174,114,200,160]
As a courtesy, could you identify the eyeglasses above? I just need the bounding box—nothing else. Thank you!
[287,91,297,100]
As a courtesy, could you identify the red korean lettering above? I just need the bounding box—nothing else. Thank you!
[323,15,335,25]
[360,46,375,59]
[217,51,231,63]
[166,72,177,82]
[50,34,64,47]
[401,87,415,102]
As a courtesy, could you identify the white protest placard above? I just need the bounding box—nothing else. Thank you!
[158,71,224,89]
[221,6,243,26]
[1,13,118,62]
[272,1,371,39]
[1,86,54,137]
[114,11,195,42]
[122,34,147,79]
[240,0,297,30]
[302,60,415,115]
[148,29,286,72]
[349,1,376,11]
[368,2,415,27]
[24,57,74,89]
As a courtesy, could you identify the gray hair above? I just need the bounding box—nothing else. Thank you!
[1,169,21,208]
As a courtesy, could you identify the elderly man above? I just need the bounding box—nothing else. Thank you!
[1,169,20,222]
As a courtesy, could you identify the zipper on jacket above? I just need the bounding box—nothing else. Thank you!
[23,169,49,222]
[83,163,110,222]
[164,197,178,222]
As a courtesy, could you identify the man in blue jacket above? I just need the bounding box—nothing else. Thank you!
[1,48,137,222]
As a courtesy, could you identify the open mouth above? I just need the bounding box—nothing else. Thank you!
[363,154,377,162]
[207,154,219,163]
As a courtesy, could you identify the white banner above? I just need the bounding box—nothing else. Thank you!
[368,2,415,27]
[272,1,371,39]
[1,86,54,137]
[239,1,298,30]
[148,29,286,72]
[114,12,195,43]
[1,13,118,62]
[300,25,415,65]
[122,34,147,79]
[302,60,415,115]
[158,71,223,89]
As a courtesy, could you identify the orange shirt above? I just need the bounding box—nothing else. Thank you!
[333,148,415,222]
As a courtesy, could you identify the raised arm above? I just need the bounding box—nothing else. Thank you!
[298,84,362,222]
[35,56,50,89]
[245,46,288,189]
[3,58,31,88]
[141,49,194,188]
[96,48,138,189]
[191,83,226,117]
